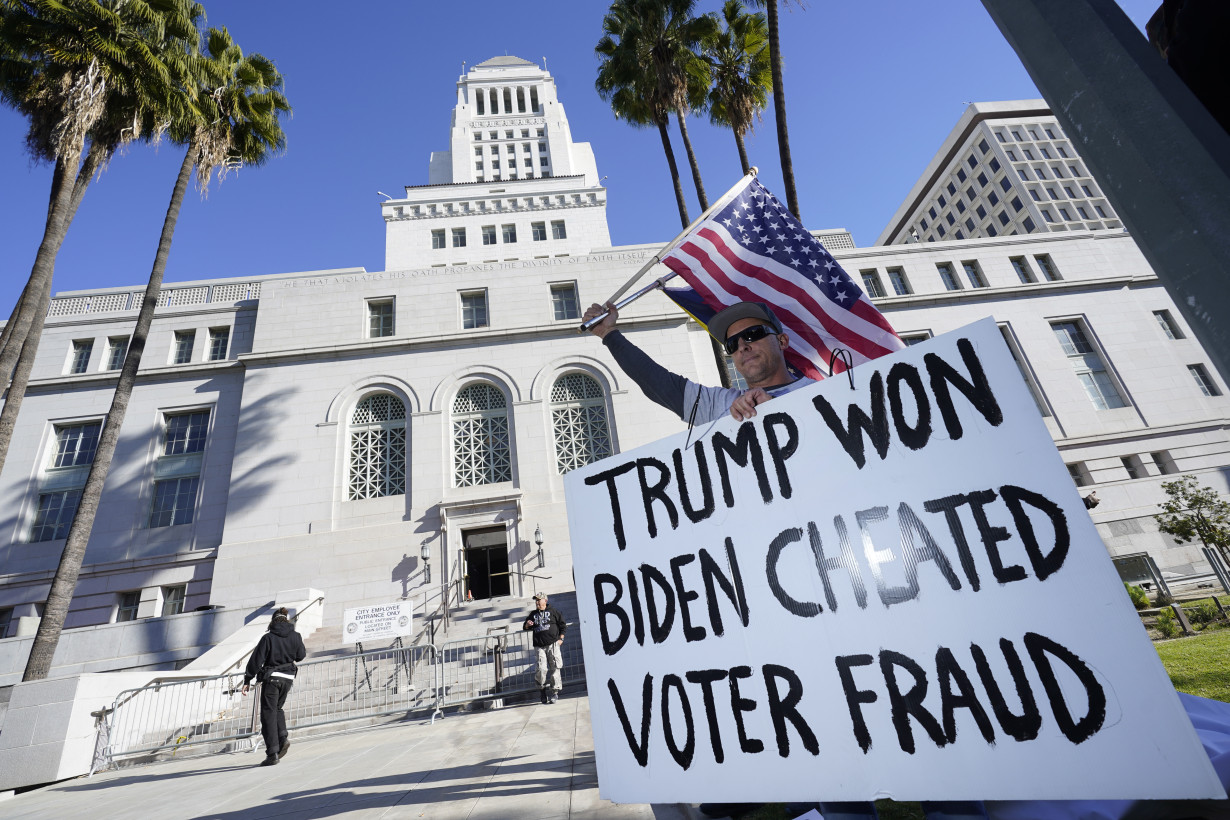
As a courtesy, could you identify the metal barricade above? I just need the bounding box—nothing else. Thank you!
[434,624,585,712]
[103,643,438,765]
[106,672,255,762]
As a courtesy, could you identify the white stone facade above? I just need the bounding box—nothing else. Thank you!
[1,79,1226,669]
[878,100,1124,246]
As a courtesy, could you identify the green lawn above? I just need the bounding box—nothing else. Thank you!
[1155,627,1230,703]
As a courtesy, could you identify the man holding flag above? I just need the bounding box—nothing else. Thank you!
[582,299,813,423]
[581,174,902,424]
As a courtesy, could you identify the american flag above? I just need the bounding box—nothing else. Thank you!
[659,177,903,381]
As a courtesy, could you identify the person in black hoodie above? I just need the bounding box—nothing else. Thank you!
[242,607,306,766]
[521,592,566,704]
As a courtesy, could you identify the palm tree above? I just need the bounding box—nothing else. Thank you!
[0,0,197,480]
[597,0,716,216]
[749,0,801,220]
[597,3,691,228]
[704,0,771,175]
[22,25,290,682]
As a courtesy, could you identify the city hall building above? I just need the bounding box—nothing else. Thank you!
[0,57,1226,677]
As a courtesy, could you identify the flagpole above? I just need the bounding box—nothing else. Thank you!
[578,166,758,333]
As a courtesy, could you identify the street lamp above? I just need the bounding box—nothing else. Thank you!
[534,525,544,569]
[420,538,432,585]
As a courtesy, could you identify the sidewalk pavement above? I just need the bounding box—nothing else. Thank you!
[0,693,691,820]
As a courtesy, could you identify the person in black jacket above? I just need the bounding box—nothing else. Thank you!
[242,607,306,766]
[522,592,566,704]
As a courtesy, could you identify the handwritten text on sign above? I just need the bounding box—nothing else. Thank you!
[564,318,1223,804]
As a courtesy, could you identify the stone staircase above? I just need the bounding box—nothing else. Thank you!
[109,592,588,767]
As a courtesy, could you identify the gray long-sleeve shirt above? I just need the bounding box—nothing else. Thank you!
[602,330,816,426]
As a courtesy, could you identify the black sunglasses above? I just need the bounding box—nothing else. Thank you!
[723,324,777,355]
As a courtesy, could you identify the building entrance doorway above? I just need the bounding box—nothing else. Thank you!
[463,526,510,600]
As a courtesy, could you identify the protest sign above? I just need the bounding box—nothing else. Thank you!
[342,601,414,644]
[564,318,1225,804]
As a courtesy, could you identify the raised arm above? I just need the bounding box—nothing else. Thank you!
[583,302,688,419]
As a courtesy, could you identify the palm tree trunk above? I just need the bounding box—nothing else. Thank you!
[0,154,81,476]
[23,145,197,681]
[765,0,801,221]
[734,130,751,176]
[675,109,708,210]
[0,280,33,365]
[657,119,691,229]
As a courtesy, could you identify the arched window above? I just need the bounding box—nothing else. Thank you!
[348,393,406,500]
[551,373,611,474]
[452,382,511,487]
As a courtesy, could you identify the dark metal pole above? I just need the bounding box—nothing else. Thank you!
[980,0,1230,382]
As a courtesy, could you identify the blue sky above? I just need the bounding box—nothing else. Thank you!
[0,1,1159,315]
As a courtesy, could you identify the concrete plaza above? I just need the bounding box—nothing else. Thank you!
[0,693,689,820]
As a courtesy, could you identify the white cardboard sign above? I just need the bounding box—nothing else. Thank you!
[342,601,414,645]
[564,318,1225,804]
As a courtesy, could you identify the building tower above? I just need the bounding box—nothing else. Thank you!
[877,100,1124,246]
[381,56,612,269]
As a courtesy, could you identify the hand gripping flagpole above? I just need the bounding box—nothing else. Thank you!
[578,167,758,333]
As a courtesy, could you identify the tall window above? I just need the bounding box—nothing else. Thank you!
[551,373,612,474]
[117,591,140,622]
[1051,321,1127,410]
[1189,364,1221,397]
[962,261,988,288]
[461,290,489,329]
[69,339,93,374]
[172,330,195,365]
[999,325,1051,417]
[1152,451,1178,475]
[452,382,512,487]
[860,270,886,298]
[551,220,567,240]
[1121,455,1145,480]
[1010,257,1035,284]
[431,229,445,249]
[452,227,466,248]
[106,336,129,371]
[482,225,497,245]
[501,224,517,243]
[161,585,186,617]
[1067,463,1091,487]
[149,410,209,528]
[531,221,547,241]
[207,327,230,361]
[30,422,101,542]
[551,283,580,321]
[0,607,11,638]
[348,393,407,500]
[936,263,961,291]
[1035,254,1062,281]
[886,268,911,296]
[1153,310,1183,340]
[368,299,394,338]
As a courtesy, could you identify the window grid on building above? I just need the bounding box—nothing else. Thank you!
[551,283,580,321]
[1189,364,1221,396]
[161,584,186,617]
[1067,463,1090,487]
[452,382,512,487]
[963,261,988,288]
[107,337,129,371]
[1010,257,1035,284]
[532,222,547,241]
[70,340,93,374]
[502,224,517,243]
[54,422,101,468]
[149,477,199,527]
[1153,310,1183,340]
[30,489,82,542]
[461,291,489,329]
[348,393,407,500]
[1035,254,1062,281]
[482,225,497,245]
[886,268,911,296]
[164,412,209,456]
[1152,451,1178,475]
[936,263,961,291]
[1051,321,1127,410]
[550,373,612,474]
[551,220,567,240]
[117,591,140,622]
[860,270,886,298]
[208,328,229,361]
[368,300,394,338]
[431,229,445,249]
[1121,455,1144,480]
[172,331,195,365]
[0,607,12,638]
